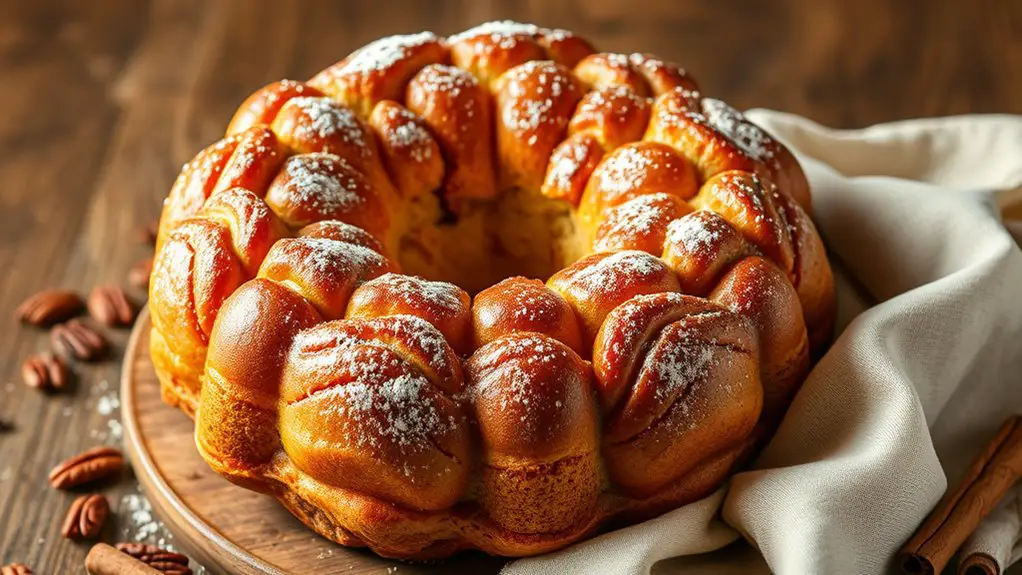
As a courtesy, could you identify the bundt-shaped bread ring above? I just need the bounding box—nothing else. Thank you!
[149,20,835,559]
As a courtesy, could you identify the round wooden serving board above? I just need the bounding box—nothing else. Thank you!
[121,308,508,574]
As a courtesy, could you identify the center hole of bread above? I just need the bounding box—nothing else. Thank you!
[395,188,585,294]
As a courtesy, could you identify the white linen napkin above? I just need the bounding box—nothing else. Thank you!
[503,112,1022,575]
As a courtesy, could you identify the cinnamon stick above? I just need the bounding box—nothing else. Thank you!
[85,543,161,575]
[958,552,999,575]
[900,416,1022,574]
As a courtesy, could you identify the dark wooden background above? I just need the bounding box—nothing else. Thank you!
[1,0,1020,571]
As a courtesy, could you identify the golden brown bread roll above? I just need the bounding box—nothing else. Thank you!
[148,20,835,559]
[466,333,600,534]
[593,293,762,497]
[471,276,584,354]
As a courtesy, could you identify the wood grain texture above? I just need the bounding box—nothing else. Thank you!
[0,0,1019,572]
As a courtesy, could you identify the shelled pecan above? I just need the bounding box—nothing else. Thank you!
[20,352,69,391]
[61,494,109,540]
[115,543,192,575]
[14,289,83,326]
[50,319,109,361]
[49,446,124,489]
[87,285,137,326]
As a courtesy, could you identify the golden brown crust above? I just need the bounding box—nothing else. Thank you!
[264,153,390,237]
[227,80,326,135]
[148,20,836,560]
[466,333,601,533]
[579,141,699,224]
[406,65,496,206]
[593,192,694,255]
[346,273,472,356]
[594,293,761,497]
[547,250,681,348]
[471,277,584,355]
[368,100,445,200]
[495,61,585,190]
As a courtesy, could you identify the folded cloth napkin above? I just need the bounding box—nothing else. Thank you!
[502,112,1022,575]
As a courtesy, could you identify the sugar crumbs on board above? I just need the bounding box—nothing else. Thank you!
[119,490,208,574]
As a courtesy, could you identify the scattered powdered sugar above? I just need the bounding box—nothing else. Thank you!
[666,212,725,255]
[501,61,572,137]
[700,98,772,160]
[602,52,630,68]
[288,97,368,152]
[579,84,646,118]
[641,322,717,403]
[283,154,366,216]
[207,188,270,240]
[313,370,454,454]
[605,292,686,358]
[410,65,479,124]
[448,20,560,47]
[598,194,676,242]
[336,32,438,76]
[297,237,386,276]
[712,172,769,223]
[546,137,590,190]
[295,315,455,390]
[567,251,666,292]
[508,289,561,323]
[470,335,572,428]
[118,491,206,572]
[381,314,457,370]
[365,274,466,318]
[381,105,434,162]
[594,145,664,197]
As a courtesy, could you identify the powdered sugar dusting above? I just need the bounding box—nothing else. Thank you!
[567,251,667,292]
[546,137,591,190]
[501,61,574,140]
[412,65,479,124]
[666,212,725,256]
[641,321,717,404]
[448,20,572,47]
[283,154,366,216]
[381,105,435,162]
[700,98,772,160]
[469,334,573,429]
[712,172,769,223]
[288,97,368,153]
[296,237,385,276]
[337,32,438,76]
[578,84,647,119]
[597,194,678,247]
[207,188,270,245]
[382,314,458,371]
[363,274,466,317]
[605,293,686,359]
[594,145,664,197]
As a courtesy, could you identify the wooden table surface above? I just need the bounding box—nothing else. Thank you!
[1,0,1020,571]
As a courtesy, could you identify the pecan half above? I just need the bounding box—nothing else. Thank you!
[14,289,83,326]
[115,543,193,575]
[136,219,160,246]
[0,564,32,575]
[87,285,137,327]
[50,319,109,361]
[21,353,69,391]
[128,257,154,289]
[49,446,124,489]
[61,494,109,540]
